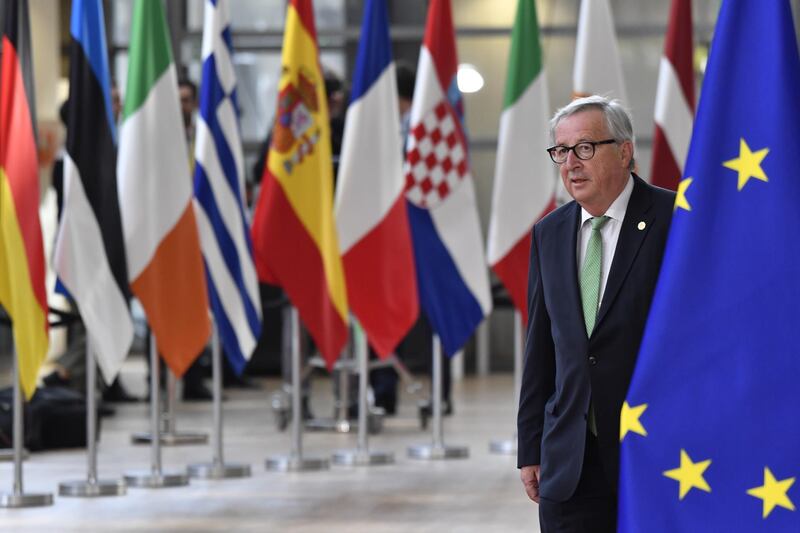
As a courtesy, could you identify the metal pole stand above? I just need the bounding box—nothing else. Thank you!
[331,320,393,466]
[490,311,522,455]
[124,334,189,488]
[266,307,328,472]
[188,320,250,479]
[59,339,126,496]
[304,349,355,433]
[408,335,469,460]
[130,369,208,446]
[0,346,53,507]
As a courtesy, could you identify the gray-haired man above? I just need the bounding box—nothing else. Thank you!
[517,96,675,532]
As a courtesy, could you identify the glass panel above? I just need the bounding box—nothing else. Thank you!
[188,0,286,32]
[114,52,128,99]
[111,0,135,45]
[466,147,497,237]
[187,0,344,32]
[456,36,508,140]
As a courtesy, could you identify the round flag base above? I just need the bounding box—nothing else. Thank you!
[130,431,208,446]
[265,455,329,472]
[305,413,383,434]
[489,438,517,455]
[331,449,394,466]
[407,443,469,460]
[123,470,189,488]
[58,479,126,497]
[0,492,53,508]
[187,462,251,479]
[0,449,28,462]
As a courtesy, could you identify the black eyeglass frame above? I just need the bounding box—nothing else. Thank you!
[546,139,618,164]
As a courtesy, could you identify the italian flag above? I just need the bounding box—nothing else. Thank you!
[487,0,556,323]
[117,0,210,376]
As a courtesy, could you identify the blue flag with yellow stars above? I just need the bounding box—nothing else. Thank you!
[618,0,800,530]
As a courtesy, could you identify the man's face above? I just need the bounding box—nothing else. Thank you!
[554,109,632,216]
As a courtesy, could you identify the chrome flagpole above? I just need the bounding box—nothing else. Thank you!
[332,319,393,466]
[131,326,207,446]
[408,334,468,460]
[0,341,52,507]
[266,306,328,471]
[59,337,126,496]
[124,332,188,487]
[490,310,522,454]
[188,318,250,478]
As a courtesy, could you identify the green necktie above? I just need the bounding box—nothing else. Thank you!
[580,216,610,335]
[580,215,609,436]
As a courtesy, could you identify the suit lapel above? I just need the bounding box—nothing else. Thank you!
[594,175,655,330]
[553,201,585,337]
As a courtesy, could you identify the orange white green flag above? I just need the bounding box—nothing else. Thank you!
[0,0,49,398]
[117,0,210,376]
[251,0,349,369]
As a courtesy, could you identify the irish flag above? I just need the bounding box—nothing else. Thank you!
[251,0,349,368]
[117,0,210,376]
[0,0,48,398]
[487,0,556,323]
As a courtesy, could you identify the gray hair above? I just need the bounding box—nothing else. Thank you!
[549,95,636,171]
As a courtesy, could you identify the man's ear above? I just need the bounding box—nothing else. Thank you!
[620,140,634,169]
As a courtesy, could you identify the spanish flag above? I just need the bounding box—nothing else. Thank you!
[251,0,348,368]
[0,0,49,398]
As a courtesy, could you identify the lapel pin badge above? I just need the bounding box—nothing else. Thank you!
[637,221,646,231]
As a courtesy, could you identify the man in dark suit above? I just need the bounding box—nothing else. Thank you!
[517,95,675,532]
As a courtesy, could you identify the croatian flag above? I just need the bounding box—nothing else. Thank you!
[193,0,262,374]
[335,0,418,358]
[404,0,492,356]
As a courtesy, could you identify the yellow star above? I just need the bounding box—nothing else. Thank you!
[663,449,712,500]
[674,177,693,212]
[619,402,648,441]
[722,138,769,191]
[747,467,796,519]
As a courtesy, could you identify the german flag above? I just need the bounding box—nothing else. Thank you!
[0,0,49,398]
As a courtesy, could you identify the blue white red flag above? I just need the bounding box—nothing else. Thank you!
[193,0,262,374]
[404,0,492,356]
[335,0,418,357]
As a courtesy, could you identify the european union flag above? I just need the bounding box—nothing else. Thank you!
[618,0,800,530]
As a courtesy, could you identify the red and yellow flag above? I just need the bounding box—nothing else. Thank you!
[251,0,348,368]
[0,0,49,398]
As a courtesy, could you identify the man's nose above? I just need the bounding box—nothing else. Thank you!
[564,148,582,168]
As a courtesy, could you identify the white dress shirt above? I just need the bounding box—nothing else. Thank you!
[577,175,634,308]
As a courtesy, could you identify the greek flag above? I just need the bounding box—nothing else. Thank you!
[193,0,262,374]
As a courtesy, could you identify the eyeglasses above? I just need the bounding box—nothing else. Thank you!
[546,139,617,164]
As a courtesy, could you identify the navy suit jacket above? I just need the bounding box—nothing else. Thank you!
[517,174,675,501]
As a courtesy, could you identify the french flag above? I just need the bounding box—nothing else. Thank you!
[403,0,492,356]
[335,0,418,357]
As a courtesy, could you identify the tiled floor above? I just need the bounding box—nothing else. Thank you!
[0,364,539,532]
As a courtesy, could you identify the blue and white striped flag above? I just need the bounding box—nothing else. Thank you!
[193,0,261,374]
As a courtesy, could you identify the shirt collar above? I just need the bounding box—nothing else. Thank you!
[581,174,635,226]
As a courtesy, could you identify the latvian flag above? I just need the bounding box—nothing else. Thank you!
[650,0,694,190]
